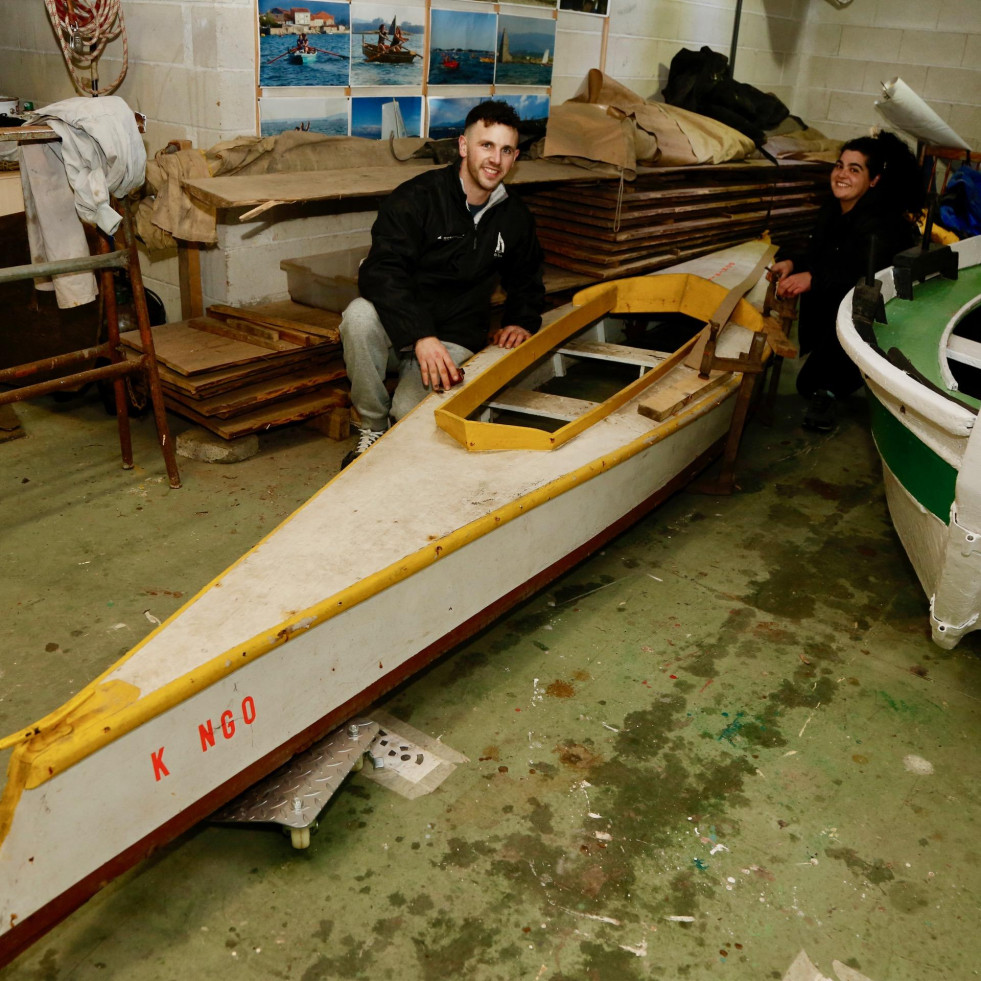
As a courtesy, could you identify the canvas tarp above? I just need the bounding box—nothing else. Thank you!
[541,69,756,178]
[137,131,428,248]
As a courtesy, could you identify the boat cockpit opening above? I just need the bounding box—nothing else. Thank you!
[474,311,706,435]
[944,302,981,400]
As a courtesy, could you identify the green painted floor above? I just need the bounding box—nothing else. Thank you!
[1,376,979,981]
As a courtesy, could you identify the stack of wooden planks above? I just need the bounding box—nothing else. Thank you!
[120,301,349,439]
[523,161,831,280]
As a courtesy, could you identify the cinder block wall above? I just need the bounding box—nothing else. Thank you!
[797,0,981,147]
[2,0,979,317]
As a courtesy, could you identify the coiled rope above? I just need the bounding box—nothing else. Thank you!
[43,0,128,96]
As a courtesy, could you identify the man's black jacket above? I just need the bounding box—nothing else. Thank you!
[358,162,546,354]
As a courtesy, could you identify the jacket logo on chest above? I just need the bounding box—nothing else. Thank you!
[494,233,505,258]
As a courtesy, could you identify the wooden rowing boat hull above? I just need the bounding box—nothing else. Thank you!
[838,235,981,647]
[0,241,776,964]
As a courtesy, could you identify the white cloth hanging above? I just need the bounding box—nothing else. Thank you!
[19,142,98,308]
[28,95,146,235]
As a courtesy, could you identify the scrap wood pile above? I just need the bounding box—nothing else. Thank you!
[120,301,349,439]
[524,161,831,280]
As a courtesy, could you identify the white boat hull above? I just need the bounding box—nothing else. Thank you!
[0,241,778,962]
[838,235,981,647]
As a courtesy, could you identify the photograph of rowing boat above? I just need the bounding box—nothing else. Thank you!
[258,0,351,89]
[495,13,555,87]
[350,4,425,87]
[428,8,496,87]
[259,95,350,136]
[351,96,423,139]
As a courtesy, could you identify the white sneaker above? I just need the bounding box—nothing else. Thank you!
[341,427,385,468]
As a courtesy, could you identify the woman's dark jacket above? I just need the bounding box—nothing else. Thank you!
[358,163,546,354]
[783,193,915,354]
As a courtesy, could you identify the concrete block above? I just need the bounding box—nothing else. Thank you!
[946,103,981,150]
[176,427,259,462]
[874,0,940,31]
[965,35,981,70]
[124,4,186,65]
[938,0,981,34]
[898,30,967,68]
[606,35,659,80]
[675,5,731,47]
[827,91,880,128]
[838,26,903,63]
[923,66,981,106]
[552,28,603,76]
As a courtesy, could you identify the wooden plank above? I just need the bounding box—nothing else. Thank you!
[120,319,305,376]
[207,301,342,341]
[193,318,303,352]
[182,159,597,210]
[559,340,666,369]
[165,385,351,438]
[485,388,598,422]
[637,365,733,421]
[163,360,348,418]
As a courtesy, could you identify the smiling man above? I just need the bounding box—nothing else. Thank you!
[339,100,546,467]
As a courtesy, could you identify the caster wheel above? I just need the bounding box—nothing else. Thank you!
[352,753,365,773]
[290,826,311,849]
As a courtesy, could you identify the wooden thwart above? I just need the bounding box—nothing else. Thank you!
[637,365,732,421]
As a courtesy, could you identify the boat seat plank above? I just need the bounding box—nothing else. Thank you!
[636,365,733,421]
[947,334,981,370]
[485,388,598,421]
[558,340,668,369]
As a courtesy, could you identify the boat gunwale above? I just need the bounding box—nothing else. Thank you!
[838,236,981,439]
[435,273,769,452]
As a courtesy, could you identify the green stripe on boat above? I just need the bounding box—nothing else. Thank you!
[867,391,957,521]
[876,264,981,409]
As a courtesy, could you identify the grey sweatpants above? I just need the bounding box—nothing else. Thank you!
[339,297,473,432]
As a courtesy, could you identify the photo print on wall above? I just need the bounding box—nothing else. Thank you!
[496,93,550,143]
[259,95,350,136]
[558,0,609,15]
[351,95,424,138]
[467,0,555,6]
[350,3,426,87]
[427,96,487,139]
[428,8,497,87]
[495,13,555,87]
[258,0,351,88]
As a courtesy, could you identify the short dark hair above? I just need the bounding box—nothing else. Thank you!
[464,100,521,133]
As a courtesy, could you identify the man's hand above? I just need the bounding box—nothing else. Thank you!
[775,271,812,298]
[491,325,531,349]
[415,336,462,392]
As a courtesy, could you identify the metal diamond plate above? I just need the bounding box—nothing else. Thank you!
[213,719,379,829]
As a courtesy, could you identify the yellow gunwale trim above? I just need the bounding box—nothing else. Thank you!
[434,274,768,452]
[0,371,741,818]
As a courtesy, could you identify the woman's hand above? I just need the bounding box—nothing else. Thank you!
[767,259,794,284]
[775,271,812,298]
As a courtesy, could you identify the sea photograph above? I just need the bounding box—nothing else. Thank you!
[427,96,486,140]
[497,93,550,141]
[258,0,351,88]
[350,3,426,87]
[428,8,497,87]
[351,96,424,138]
[495,13,555,87]
[259,96,349,136]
